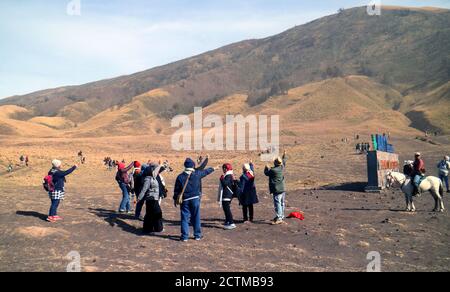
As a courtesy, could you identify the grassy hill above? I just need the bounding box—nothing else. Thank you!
[0,6,449,134]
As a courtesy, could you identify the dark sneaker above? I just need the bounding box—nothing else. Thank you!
[272,218,283,225]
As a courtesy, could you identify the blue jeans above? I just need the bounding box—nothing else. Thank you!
[49,199,60,217]
[273,193,286,220]
[180,198,202,240]
[118,183,131,212]
[440,174,449,191]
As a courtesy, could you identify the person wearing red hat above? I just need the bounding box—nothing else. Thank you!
[218,163,239,230]
[115,161,134,213]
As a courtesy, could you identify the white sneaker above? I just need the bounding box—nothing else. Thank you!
[224,224,237,230]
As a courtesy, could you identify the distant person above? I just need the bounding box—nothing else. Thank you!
[46,160,77,223]
[217,163,238,230]
[25,156,29,167]
[7,163,13,173]
[173,158,216,242]
[20,155,24,165]
[115,162,134,214]
[412,153,426,196]
[137,163,164,234]
[437,156,450,193]
[238,161,259,223]
[264,150,288,225]
[356,143,361,154]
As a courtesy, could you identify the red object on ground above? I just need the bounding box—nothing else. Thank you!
[287,212,305,221]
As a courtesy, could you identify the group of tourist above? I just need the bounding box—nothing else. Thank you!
[43,151,289,242]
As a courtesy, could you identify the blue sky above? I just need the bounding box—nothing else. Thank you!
[1,0,449,98]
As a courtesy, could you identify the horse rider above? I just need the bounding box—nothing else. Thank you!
[412,152,426,196]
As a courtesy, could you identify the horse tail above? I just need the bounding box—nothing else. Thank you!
[439,180,444,198]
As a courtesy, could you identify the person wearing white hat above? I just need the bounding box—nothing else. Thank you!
[437,156,450,193]
[46,160,77,223]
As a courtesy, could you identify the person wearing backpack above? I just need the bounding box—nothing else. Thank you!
[173,158,216,242]
[238,161,259,223]
[217,163,239,230]
[137,163,164,234]
[437,156,450,193]
[45,160,77,223]
[115,162,134,214]
[264,150,288,225]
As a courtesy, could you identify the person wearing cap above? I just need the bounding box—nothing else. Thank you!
[412,153,426,196]
[47,160,77,223]
[238,161,259,223]
[264,150,288,225]
[437,156,450,193]
[173,157,216,242]
[115,161,134,214]
[218,163,239,230]
[132,161,145,220]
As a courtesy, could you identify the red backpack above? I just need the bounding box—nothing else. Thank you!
[43,175,55,192]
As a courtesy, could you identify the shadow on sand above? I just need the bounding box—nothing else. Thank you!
[16,211,48,221]
[321,182,367,192]
[88,208,180,241]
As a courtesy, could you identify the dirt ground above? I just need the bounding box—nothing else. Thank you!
[0,133,449,272]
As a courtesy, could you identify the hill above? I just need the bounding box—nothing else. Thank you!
[0,6,449,134]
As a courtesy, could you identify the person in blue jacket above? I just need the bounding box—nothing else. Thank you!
[47,159,77,223]
[173,158,216,242]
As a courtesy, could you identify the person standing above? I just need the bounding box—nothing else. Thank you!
[437,156,450,193]
[238,161,259,223]
[115,161,134,214]
[47,160,77,223]
[173,158,216,242]
[264,150,288,225]
[218,163,238,230]
[137,163,163,234]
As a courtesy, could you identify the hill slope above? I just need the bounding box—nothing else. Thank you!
[1,6,449,133]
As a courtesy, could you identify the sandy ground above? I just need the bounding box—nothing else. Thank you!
[0,133,449,272]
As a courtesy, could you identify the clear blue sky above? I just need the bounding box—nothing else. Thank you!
[1,0,449,98]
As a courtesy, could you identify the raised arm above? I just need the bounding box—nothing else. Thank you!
[199,167,215,179]
[124,162,134,173]
[196,156,209,171]
[61,166,77,177]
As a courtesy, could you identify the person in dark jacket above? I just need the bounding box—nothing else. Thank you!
[132,161,145,220]
[412,153,426,196]
[217,163,238,230]
[238,161,259,223]
[173,158,216,242]
[116,161,134,213]
[264,150,288,225]
[47,159,77,223]
[137,163,163,234]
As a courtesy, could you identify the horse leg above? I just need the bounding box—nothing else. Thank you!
[410,197,416,212]
[405,194,411,212]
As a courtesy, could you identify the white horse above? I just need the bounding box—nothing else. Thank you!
[386,172,445,212]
